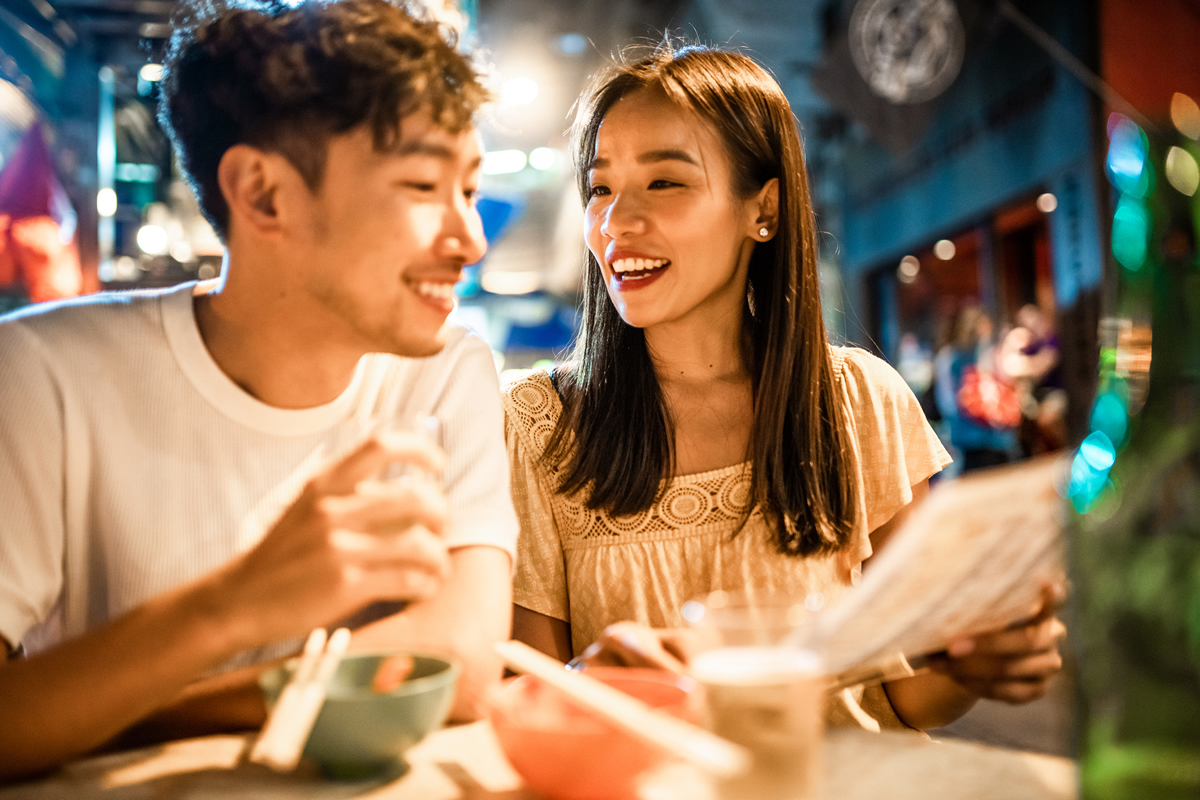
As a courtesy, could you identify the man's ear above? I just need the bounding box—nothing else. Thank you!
[750,177,780,241]
[216,145,293,237]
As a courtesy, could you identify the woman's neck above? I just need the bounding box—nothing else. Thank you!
[644,306,750,387]
[644,309,755,475]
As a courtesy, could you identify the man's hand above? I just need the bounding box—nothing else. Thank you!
[926,583,1066,704]
[211,432,452,650]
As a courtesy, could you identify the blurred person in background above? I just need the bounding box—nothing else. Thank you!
[504,44,1064,734]
[1000,304,1067,456]
[934,305,1021,471]
[0,0,517,781]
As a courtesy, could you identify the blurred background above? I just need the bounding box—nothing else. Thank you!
[1,0,1198,760]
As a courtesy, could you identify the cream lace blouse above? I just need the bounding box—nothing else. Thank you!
[503,346,952,730]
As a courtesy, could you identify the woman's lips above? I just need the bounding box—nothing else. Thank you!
[608,263,669,291]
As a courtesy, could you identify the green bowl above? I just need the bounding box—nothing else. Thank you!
[259,651,460,780]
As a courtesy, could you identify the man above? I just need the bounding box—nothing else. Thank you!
[0,0,516,780]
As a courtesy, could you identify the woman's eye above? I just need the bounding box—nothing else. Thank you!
[403,182,436,192]
[649,179,680,189]
[588,184,611,199]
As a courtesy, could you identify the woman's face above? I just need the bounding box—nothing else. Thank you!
[584,88,768,331]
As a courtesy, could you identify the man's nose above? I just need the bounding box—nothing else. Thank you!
[442,197,488,265]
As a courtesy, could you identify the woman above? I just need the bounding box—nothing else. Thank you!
[502,44,1063,730]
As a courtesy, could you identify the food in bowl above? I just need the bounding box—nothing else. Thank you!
[487,667,698,800]
[259,651,458,780]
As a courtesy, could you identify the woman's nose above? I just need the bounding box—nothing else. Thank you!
[599,193,646,239]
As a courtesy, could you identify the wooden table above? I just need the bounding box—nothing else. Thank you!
[0,722,1076,800]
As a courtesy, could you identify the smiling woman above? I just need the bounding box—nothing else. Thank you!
[503,42,1066,735]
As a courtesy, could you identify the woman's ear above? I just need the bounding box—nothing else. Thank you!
[751,177,780,241]
[217,145,289,239]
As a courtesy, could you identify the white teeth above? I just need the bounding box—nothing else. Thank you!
[611,258,668,273]
[414,281,455,301]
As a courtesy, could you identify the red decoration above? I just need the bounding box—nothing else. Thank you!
[0,121,82,303]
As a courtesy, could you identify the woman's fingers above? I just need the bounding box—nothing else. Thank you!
[583,623,688,673]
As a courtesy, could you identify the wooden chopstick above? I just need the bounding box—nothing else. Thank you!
[493,640,751,779]
[250,627,350,772]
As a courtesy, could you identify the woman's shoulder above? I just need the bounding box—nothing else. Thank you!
[500,368,564,452]
[828,345,911,398]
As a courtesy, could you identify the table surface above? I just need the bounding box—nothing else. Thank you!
[0,721,1077,800]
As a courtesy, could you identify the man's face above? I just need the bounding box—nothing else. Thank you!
[292,109,486,358]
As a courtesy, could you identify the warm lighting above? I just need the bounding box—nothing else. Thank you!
[501,77,539,106]
[139,63,163,82]
[1036,192,1058,213]
[528,147,556,170]
[933,239,956,260]
[481,270,540,295]
[136,224,169,255]
[1170,92,1200,140]
[96,188,117,217]
[897,255,920,284]
[170,241,195,263]
[1165,146,1199,197]
[482,149,527,175]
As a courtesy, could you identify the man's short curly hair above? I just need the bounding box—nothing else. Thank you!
[159,0,489,239]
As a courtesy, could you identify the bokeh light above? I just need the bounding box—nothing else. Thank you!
[528,147,556,170]
[1089,391,1129,449]
[96,188,117,217]
[933,239,956,260]
[1170,92,1200,140]
[501,77,539,106]
[481,149,527,175]
[1107,116,1152,197]
[136,224,169,255]
[138,63,162,82]
[897,254,920,284]
[1036,192,1058,213]
[1165,146,1199,196]
[1111,195,1149,271]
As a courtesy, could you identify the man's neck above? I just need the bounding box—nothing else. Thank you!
[192,261,365,410]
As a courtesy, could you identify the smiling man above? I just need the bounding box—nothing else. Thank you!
[0,0,516,780]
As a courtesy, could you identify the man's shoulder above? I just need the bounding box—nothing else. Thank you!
[0,285,184,351]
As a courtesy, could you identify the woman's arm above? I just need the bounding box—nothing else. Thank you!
[512,604,573,664]
[873,480,1065,729]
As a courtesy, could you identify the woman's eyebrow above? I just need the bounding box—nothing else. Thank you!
[586,149,700,172]
[636,148,698,166]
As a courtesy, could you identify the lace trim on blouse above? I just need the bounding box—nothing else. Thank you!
[503,350,850,550]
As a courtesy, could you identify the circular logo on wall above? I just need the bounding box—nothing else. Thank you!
[848,0,966,105]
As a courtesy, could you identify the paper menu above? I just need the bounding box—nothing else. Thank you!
[812,455,1068,677]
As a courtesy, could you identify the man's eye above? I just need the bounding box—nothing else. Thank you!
[649,179,680,189]
[403,182,436,192]
[464,188,478,203]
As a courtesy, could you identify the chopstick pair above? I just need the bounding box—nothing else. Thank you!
[250,627,351,772]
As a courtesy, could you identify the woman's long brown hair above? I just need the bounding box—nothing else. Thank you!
[543,42,857,556]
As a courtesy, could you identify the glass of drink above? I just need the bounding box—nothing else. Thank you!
[684,591,825,800]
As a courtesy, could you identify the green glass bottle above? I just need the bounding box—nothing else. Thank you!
[1071,116,1200,799]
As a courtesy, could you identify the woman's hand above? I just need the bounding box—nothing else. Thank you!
[926,583,1066,704]
[570,622,711,674]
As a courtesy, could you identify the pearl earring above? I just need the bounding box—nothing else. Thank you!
[759,227,769,238]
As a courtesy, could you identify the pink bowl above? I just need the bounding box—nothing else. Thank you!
[487,667,698,800]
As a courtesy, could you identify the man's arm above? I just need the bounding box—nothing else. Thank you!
[0,435,449,782]
[352,546,513,720]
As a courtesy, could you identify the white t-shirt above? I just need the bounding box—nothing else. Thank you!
[0,282,518,663]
